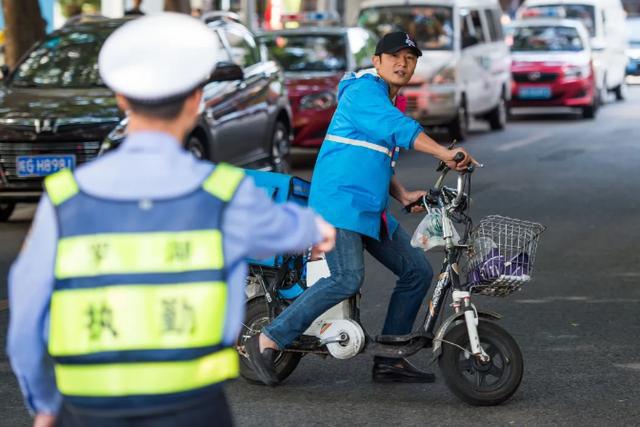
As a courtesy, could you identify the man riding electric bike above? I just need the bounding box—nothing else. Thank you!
[246,31,478,385]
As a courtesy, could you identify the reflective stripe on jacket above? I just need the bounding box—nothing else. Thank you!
[44,164,243,411]
[309,73,423,239]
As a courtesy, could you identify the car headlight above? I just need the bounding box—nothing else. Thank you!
[98,118,128,156]
[563,65,591,79]
[429,66,456,85]
[299,91,337,110]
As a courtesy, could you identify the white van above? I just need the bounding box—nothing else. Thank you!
[517,0,629,101]
[358,0,511,141]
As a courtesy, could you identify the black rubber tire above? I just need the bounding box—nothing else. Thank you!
[270,121,291,173]
[448,101,469,142]
[614,82,627,101]
[0,202,16,222]
[438,321,523,406]
[582,104,596,119]
[238,298,302,385]
[487,96,507,131]
[185,135,207,160]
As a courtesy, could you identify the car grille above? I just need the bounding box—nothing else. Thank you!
[405,95,419,113]
[0,141,101,182]
[512,72,559,83]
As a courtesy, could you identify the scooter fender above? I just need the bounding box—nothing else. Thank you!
[431,309,502,360]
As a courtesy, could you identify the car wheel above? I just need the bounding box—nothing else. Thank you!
[487,96,507,131]
[598,77,608,106]
[185,135,206,160]
[614,81,627,101]
[582,103,596,119]
[448,101,469,142]
[0,202,16,222]
[270,121,291,173]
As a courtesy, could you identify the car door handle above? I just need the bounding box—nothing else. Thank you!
[236,81,247,90]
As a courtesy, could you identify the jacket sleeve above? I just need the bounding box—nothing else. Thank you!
[7,196,62,415]
[223,177,322,260]
[340,78,423,150]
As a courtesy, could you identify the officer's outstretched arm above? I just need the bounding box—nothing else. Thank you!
[224,178,333,260]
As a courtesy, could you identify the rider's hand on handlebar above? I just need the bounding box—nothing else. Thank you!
[401,190,428,213]
[442,148,479,172]
[311,216,336,259]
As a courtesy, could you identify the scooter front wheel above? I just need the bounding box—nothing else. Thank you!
[238,298,302,385]
[438,321,523,406]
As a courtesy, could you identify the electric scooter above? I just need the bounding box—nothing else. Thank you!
[238,153,545,406]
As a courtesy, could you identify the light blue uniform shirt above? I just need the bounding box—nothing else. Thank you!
[6,131,321,414]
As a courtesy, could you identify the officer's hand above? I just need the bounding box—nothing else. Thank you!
[311,217,336,258]
[33,414,55,427]
[443,148,479,171]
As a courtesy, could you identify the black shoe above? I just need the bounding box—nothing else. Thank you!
[372,358,436,383]
[245,335,278,386]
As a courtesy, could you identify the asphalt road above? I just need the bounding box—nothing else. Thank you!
[1,87,640,426]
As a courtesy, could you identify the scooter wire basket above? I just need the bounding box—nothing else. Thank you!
[465,215,546,297]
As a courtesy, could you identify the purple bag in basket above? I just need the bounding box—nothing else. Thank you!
[479,248,505,281]
[504,252,530,276]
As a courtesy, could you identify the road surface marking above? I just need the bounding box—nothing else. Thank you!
[614,363,640,371]
[496,133,549,152]
[0,299,8,311]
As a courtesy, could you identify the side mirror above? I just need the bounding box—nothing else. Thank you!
[0,64,10,81]
[208,61,244,82]
[590,38,606,51]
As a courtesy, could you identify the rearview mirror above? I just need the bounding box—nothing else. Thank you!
[0,65,9,81]
[590,39,606,51]
[208,61,244,82]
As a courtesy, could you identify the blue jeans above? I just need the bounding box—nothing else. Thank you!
[263,226,434,349]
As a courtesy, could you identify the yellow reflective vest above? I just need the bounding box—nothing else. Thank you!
[45,163,244,411]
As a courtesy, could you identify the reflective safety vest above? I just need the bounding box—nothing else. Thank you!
[45,164,244,411]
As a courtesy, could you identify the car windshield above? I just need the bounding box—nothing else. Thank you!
[525,5,596,36]
[358,6,453,51]
[11,29,111,88]
[261,34,347,72]
[512,26,584,52]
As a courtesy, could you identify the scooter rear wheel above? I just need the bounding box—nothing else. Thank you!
[238,298,302,385]
[438,321,523,406]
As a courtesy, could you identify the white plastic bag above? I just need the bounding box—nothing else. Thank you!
[410,209,460,251]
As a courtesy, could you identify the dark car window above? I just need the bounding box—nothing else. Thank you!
[11,29,111,89]
[261,34,347,72]
[512,26,584,52]
[484,9,504,42]
[348,28,377,70]
[358,6,453,51]
[225,27,259,67]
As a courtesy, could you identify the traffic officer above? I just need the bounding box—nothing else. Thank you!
[246,32,477,385]
[7,13,335,427]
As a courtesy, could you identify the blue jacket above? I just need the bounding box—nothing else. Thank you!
[309,73,423,239]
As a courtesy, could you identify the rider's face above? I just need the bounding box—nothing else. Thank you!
[372,49,418,88]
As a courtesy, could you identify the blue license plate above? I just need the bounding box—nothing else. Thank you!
[519,86,552,100]
[16,155,76,178]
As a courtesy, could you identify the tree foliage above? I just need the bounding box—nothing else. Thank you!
[58,0,101,18]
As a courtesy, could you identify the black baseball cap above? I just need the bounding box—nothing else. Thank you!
[375,31,422,57]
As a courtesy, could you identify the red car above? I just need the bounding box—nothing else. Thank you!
[510,18,598,118]
[258,27,378,148]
